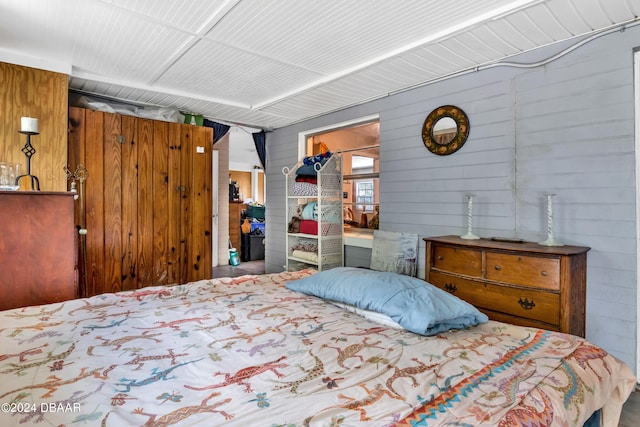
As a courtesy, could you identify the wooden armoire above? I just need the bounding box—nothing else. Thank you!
[68,107,213,297]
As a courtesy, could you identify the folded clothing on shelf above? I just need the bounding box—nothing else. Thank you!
[292,249,318,263]
[299,219,318,235]
[291,182,317,196]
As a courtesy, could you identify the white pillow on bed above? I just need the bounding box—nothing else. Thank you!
[286,266,488,336]
[331,302,404,329]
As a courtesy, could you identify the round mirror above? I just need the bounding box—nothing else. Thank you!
[432,116,457,145]
[422,105,470,155]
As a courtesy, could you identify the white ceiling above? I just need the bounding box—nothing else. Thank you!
[1,0,639,130]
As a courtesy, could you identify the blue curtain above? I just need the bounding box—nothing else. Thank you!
[202,118,230,144]
[252,130,266,169]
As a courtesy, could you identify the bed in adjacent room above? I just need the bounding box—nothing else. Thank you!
[0,268,635,426]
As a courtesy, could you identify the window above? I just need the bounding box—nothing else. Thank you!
[356,181,375,212]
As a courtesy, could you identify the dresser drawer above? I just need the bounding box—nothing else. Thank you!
[481,283,559,325]
[428,271,483,306]
[481,309,560,331]
[485,252,559,291]
[431,245,482,277]
[428,271,560,326]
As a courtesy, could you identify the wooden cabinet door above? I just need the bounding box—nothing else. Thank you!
[68,107,212,297]
[185,124,213,281]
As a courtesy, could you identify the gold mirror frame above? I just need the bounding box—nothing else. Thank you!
[421,105,470,155]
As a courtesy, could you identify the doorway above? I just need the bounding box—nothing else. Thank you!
[298,114,380,237]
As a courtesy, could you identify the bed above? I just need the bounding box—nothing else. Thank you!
[0,267,635,426]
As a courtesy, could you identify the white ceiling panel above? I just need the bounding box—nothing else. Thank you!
[101,0,232,33]
[500,13,557,46]
[483,18,544,53]
[154,38,322,105]
[414,43,476,72]
[204,0,518,75]
[2,0,639,129]
[542,0,596,34]
[518,6,574,41]
[567,0,617,29]
[447,32,507,62]
[439,37,497,65]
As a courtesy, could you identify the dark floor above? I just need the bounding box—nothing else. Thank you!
[620,389,639,427]
[210,260,640,426]
[211,259,265,278]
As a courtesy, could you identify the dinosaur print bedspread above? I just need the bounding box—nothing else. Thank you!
[0,269,635,426]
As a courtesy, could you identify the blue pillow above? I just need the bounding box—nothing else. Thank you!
[286,267,488,336]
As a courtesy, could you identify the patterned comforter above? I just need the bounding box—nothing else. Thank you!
[0,269,635,426]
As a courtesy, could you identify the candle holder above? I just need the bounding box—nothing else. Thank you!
[15,130,40,191]
[460,194,480,240]
[538,193,563,246]
[65,164,89,297]
[64,164,89,200]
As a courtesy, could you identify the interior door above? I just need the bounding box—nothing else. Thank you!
[184,123,213,282]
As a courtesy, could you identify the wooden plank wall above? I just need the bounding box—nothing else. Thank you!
[68,107,212,297]
[0,62,68,191]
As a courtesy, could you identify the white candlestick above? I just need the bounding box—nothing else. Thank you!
[546,194,553,235]
[539,193,563,246]
[460,194,479,240]
[21,117,39,133]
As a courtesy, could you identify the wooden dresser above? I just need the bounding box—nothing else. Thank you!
[424,235,590,336]
[0,191,78,310]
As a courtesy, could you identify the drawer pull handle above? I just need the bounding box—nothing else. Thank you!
[518,298,536,310]
[541,271,548,276]
[437,256,443,261]
[494,265,502,271]
[444,283,457,293]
